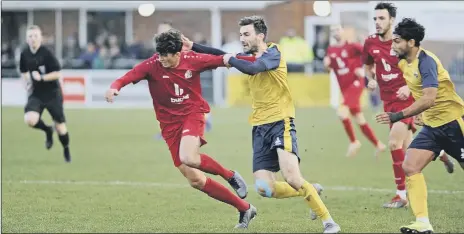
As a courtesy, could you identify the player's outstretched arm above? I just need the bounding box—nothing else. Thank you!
[227,47,280,75]
[376,56,439,124]
[106,59,152,102]
[400,56,439,118]
[182,35,227,55]
[400,87,437,118]
[192,43,227,56]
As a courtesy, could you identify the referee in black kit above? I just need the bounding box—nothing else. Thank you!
[19,25,71,162]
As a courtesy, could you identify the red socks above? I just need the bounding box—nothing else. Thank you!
[342,118,356,143]
[201,178,250,212]
[341,118,380,147]
[199,154,234,180]
[391,149,406,190]
[359,124,379,146]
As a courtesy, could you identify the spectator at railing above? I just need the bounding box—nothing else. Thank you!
[95,33,107,50]
[92,46,111,69]
[63,36,81,60]
[107,34,122,59]
[126,35,145,59]
[79,42,98,68]
[2,42,14,64]
[279,28,313,73]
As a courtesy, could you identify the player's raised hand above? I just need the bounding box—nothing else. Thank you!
[367,79,378,91]
[181,34,193,51]
[105,88,119,103]
[375,112,392,124]
[396,85,411,100]
[31,71,42,81]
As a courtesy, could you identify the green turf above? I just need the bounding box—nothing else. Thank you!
[2,107,463,233]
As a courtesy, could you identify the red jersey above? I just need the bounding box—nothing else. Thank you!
[362,34,409,102]
[110,51,225,124]
[326,42,364,91]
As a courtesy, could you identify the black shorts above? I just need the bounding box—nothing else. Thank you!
[24,93,66,123]
[409,116,464,162]
[252,117,299,172]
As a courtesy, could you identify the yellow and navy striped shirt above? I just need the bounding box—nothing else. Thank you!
[398,48,464,128]
[229,43,295,126]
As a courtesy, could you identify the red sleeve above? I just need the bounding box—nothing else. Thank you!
[362,39,374,65]
[236,55,256,62]
[110,59,153,91]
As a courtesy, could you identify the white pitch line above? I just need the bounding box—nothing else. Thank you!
[3,180,464,195]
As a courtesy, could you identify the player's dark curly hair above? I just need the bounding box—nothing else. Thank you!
[393,18,425,47]
[239,16,268,39]
[375,2,397,18]
[155,29,182,56]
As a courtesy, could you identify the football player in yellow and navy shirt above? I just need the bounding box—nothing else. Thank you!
[376,18,464,234]
[183,16,341,233]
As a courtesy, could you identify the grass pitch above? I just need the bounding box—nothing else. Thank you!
[2,107,463,233]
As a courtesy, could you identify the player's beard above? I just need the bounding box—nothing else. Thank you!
[397,49,408,60]
[376,25,391,38]
[247,45,259,54]
[244,39,259,54]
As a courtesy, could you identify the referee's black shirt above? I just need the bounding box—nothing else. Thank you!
[19,46,62,99]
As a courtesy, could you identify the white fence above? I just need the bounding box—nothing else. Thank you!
[2,70,154,108]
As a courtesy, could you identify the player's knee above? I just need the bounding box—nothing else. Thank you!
[55,123,67,135]
[388,139,402,150]
[179,153,200,167]
[187,175,206,189]
[24,112,39,127]
[353,112,367,125]
[283,175,303,190]
[254,179,273,198]
[337,106,349,119]
[402,160,420,176]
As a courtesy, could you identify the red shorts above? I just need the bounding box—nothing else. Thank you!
[160,113,207,167]
[341,80,364,114]
[383,99,416,132]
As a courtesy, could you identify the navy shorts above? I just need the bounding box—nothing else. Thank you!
[252,118,299,172]
[409,117,464,162]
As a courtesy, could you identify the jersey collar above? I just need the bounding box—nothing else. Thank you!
[407,47,423,66]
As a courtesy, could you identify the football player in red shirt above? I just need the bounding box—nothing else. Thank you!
[363,2,454,209]
[324,25,386,158]
[105,29,257,228]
